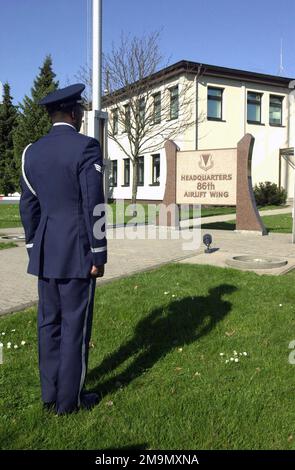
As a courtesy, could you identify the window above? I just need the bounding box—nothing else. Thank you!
[112,109,118,135]
[207,87,223,120]
[137,156,144,186]
[152,154,160,185]
[269,95,283,126]
[139,97,145,125]
[169,85,179,119]
[109,160,117,187]
[124,104,130,132]
[153,92,161,124]
[247,92,262,124]
[123,159,130,186]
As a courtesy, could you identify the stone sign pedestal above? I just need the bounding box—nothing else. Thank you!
[156,133,267,235]
[235,134,267,235]
[156,140,180,229]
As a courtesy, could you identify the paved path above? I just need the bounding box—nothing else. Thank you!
[0,225,198,316]
[0,205,293,316]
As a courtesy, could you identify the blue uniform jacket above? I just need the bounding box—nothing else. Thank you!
[19,123,107,278]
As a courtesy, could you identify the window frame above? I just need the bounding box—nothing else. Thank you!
[123,103,131,132]
[247,91,263,125]
[169,85,179,120]
[207,86,224,121]
[152,92,161,125]
[109,159,117,187]
[137,156,144,186]
[112,108,119,135]
[123,158,130,186]
[151,154,160,185]
[138,97,145,125]
[269,94,283,126]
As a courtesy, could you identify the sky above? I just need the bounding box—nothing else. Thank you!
[0,0,295,104]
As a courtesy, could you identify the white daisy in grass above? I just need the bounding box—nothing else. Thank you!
[223,350,249,364]
[21,341,26,346]
[7,342,11,349]
[164,291,169,295]
[14,345,18,349]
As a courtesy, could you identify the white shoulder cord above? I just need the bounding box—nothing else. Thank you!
[21,144,37,196]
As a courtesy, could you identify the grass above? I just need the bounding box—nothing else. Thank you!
[1,263,295,450]
[0,203,290,229]
[201,213,292,233]
[0,242,18,250]
[0,202,156,228]
[0,204,23,228]
[187,204,288,219]
[259,213,292,234]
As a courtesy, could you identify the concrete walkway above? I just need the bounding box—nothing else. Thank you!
[0,205,293,316]
[0,225,199,316]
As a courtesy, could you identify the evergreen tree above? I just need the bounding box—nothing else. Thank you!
[13,55,59,189]
[0,83,18,195]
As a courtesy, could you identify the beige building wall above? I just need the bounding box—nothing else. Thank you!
[197,76,291,196]
[104,73,196,201]
[84,67,294,201]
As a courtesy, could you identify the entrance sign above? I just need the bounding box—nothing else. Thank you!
[176,148,237,205]
[156,134,268,235]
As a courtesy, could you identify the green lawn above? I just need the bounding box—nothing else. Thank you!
[0,242,18,250]
[0,202,156,228]
[0,204,23,228]
[182,204,289,220]
[0,203,290,229]
[1,263,295,450]
[201,213,292,233]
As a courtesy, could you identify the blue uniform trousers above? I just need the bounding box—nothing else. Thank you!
[37,276,96,414]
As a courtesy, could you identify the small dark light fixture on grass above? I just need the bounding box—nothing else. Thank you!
[203,233,212,253]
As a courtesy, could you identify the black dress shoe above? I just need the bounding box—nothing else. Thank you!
[80,392,100,410]
[43,401,56,412]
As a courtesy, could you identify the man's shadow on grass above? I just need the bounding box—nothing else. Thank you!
[88,284,237,396]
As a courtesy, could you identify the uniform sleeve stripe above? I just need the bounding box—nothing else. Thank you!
[26,243,33,248]
[91,246,107,253]
[22,144,37,196]
[94,163,102,173]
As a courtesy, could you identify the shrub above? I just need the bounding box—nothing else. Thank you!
[253,181,287,206]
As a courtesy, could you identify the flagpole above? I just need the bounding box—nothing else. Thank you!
[92,0,102,112]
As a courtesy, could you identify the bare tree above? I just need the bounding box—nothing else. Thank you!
[75,64,92,110]
[77,31,204,212]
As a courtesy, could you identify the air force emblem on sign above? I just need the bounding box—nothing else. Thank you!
[199,153,214,171]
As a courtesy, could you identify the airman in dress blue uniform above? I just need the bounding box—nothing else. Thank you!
[19,83,107,415]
